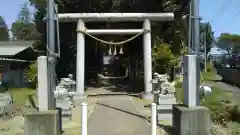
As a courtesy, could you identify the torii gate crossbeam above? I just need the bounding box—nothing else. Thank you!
[57,13,174,22]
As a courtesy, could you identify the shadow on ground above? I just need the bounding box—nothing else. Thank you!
[87,93,141,98]
[97,103,175,135]
[86,75,144,93]
[157,123,175,135]
[97,103,147,120]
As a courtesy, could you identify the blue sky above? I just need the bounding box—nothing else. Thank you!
[200,0,240,37]
[0,0,34,27]
[0,0,240,38]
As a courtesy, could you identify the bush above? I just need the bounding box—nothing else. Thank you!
[201,66,217,81]
[174,81,240,125]
[207,62,215,72]
[152,43,177,74]
[201,96,228,124]
[201,87,240,125]
[174,81,184,103]
[25,61,37,88]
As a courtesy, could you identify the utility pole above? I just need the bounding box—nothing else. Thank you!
[204,27,207,72]
[191,0,200,55]
[47,0,56,109]
[190,0,201,105]
[188,1,192,54]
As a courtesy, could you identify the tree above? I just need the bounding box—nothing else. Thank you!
[11,21,39,40]
[218,33,240,43]
[25,61,37,88]
[152,42,177,74]
[200,22,214,54]
[215,33,240,68]
[0,16,9,41]
[11,2,40,41]
[18,2,31,23]
[217,33,240,56]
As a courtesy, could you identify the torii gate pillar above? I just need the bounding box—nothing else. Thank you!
[143,19,152,94]
[76,19,85,96]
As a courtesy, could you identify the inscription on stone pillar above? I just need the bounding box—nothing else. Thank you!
[24,110,60,135]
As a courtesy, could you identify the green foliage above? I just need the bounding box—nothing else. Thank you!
[9,88,35,107]
[11,21,39,40]
[11,3,40,41]
[218,33,240,43]
[227,122,240,134]
[174,81,227,122]
[174,76,240,124]
[180,42,188,55]
[25,62,37,87]
[0,16,9,41]
[152,43,177,74]
[201,63,217,81]
[201,87,240,125]
[201,87,229,123]
[174,80,184,103]
[217,33,240,55]
[206,62,214,72]
[200,22,214,53]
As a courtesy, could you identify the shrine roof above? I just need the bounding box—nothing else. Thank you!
[0,41,34,56]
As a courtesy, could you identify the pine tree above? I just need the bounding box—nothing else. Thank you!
[18,2,31,23]
[0,16,9,41]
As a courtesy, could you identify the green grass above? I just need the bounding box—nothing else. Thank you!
[174,66,235,123]
[201,86,231,121]
[8,88,36,107]
[174,62,240,126]
[175,81,184,103]
[175,81,233,123]
[175,62,217,103]
[202,71,217,81]
[201,62,218,82]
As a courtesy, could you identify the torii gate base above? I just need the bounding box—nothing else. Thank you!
[58,13,174,100]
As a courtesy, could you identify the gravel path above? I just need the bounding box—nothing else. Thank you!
[205,75,240,102]
[206,75,240,93]
[87,95,152,135]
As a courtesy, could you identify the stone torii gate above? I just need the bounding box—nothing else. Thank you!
[57,13,174,99]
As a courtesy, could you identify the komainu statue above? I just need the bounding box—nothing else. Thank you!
[55,74,76,107]
[151,72,176,96]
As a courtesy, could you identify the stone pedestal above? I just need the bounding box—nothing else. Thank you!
[24,110,60,135]
[157,95,176,121]
[56,100,72,119]
[158,95,176,105]
[172,104,210,135]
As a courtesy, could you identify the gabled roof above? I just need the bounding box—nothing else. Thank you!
[0,57,30,62]
[0,41,34,56]
[210,46,228,55]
